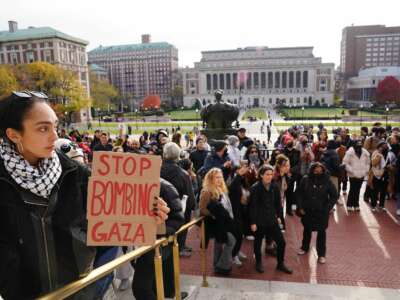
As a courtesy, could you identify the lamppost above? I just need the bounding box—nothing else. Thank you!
[195,108,199,127]
[135,109,138,131]
[64,111,68,129]
[96,108,101,127]
[327,104,330,119]
[360,104,363,127]
[302,106,305,123]
[386,106,389,128]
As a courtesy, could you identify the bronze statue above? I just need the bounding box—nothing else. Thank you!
[198,90,240,139]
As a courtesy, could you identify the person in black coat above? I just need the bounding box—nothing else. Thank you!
[296,162,338,264]
[283,139,301,215]
[249,165,293,274]
[160,142,195,257]
[132,178,185,300]
[0,92,170,300]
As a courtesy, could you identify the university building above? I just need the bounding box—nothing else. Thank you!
[182,46,334,108]
[0,20,90,121]
[88,35,178,105]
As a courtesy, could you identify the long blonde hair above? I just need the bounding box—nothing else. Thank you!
[202,168,227,199]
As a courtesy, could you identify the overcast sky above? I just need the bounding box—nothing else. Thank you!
[1,0,399,68]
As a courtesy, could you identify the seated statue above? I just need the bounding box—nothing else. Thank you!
[200,90,239,130]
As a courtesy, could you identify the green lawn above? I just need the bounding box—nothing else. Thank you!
[166,110,200,120]
[242,108,267,120]
[280,108,389,119]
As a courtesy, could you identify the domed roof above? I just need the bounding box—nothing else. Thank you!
[142,94,161,109]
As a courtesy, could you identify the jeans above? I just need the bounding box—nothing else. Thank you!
[213,232,236,271]
[301,228,327,257]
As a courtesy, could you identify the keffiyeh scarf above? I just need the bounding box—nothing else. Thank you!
[0,140,62,198]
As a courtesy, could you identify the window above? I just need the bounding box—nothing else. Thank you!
[289,71,294,88]
[268,72,273,89]
[26,51,34,63]
[282,71,287,88]
[303,71,308,88]
[274,72,280,88]
[295,71,301,88]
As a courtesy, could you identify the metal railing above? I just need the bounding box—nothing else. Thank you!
[38,216,208,300]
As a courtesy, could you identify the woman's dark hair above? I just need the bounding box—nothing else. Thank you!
[244,145,261,160]
[0,94,47,139]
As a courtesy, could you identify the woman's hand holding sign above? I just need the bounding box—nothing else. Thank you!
[153,196,170,225]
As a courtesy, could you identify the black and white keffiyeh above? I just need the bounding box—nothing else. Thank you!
[0,140,62,198]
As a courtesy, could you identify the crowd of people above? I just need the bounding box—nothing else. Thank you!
[1,91,400,300]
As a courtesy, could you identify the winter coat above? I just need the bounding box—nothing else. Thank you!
[342,147,370,179]
[320,149,341,177]
[248,181,283,227]
[159,179,185,236]
[199,190,237,244]
[200,152,230,179]
[283,147,301,176]
[297,172,337,231]
[189,149,208,172]
[227,174,245,223]
[0,151,96,300]
[160,160,195,213]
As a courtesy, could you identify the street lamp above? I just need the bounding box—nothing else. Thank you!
[327,104,330,119]
[195,108,199,127]
[301,106,305,123]
[360,104,363,127]
[96,108,101,127]
[386,106,389,128]
[135,109,138,131]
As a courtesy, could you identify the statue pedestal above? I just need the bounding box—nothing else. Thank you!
[201,128,237,140]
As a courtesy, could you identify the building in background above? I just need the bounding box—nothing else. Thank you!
[346,66,400,106]
[340,25,400,79]
[89,63,108,81]
[88,35,178,108]
[182,46,334,108]
[0,20,91,121]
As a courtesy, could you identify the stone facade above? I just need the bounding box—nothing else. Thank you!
[182,46,334,108]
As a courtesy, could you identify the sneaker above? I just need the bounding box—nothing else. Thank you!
[246,235,255,241]
[380,207,387,212]
[396,209,400,216]
[232,256,242,266]
[347,206,354,211]
[276,263,293,274]
[297,249,307,255]
[371,207,377,212]
[238,251,247,260]
[318,257,327,264]
[183,246,193,252]
[119,279,130,291]
[354,207,360,212]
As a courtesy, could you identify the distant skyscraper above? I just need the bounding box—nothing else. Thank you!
[340,25,400,78]
[88,35,178,105]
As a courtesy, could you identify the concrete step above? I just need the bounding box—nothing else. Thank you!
[181,275,400,300]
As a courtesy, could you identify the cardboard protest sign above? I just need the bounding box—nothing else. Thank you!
[87,152,162,246]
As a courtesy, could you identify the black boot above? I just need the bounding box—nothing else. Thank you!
[277,263,293,274]
[255,262,264,273]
